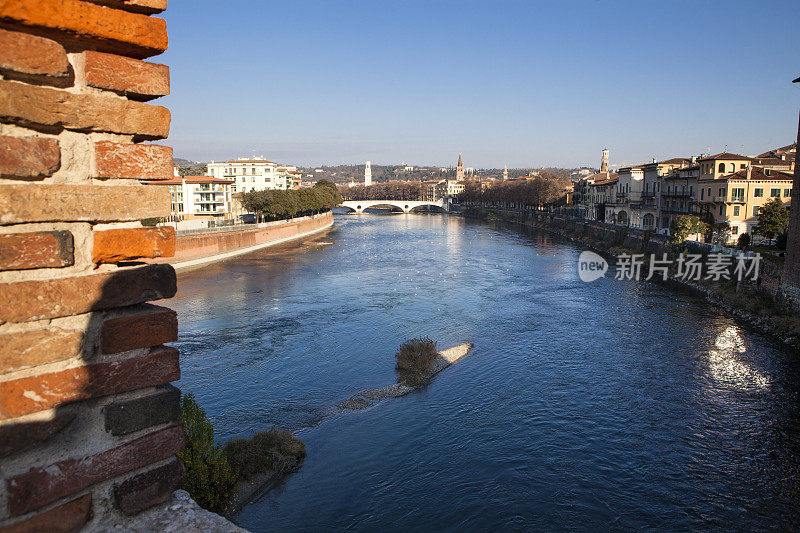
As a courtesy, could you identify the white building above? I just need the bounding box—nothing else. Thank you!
[206,157,291,194]
[152,175,234,221]
[365,161,372,186]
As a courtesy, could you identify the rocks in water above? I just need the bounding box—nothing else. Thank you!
[338,343,473,412]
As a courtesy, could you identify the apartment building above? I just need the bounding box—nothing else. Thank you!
[152,175,235,221]
[660,164,699,231]
[607,166,643,226]
[696,166,793,242]
[587,175,619,222]
[207,157,289,193]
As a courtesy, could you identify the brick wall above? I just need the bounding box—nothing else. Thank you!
[0,1,184,530]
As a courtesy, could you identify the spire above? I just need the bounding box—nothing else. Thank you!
[456,154,464,180]
[503,165,508,180]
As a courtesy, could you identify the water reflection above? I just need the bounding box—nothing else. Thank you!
[708,326,769,391]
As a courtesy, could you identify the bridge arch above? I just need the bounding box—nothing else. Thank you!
[338,199,447,214]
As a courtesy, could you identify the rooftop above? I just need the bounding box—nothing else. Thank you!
[697,152,752,162]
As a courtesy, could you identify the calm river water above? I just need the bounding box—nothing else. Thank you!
[170,214,800,531]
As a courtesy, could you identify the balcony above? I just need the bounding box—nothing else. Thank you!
[713,196,727,202]
[641,190,655,198]
[730,196,746,204]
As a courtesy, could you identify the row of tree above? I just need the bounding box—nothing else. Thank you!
[339,182,422,201]
[456,174,565,208]
[239,180,341,221]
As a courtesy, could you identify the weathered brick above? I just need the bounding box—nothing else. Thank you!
[0,494,91,532]
[0,346,179,420]
[0,136,61,179]
[83,51,169,101]
[0,0,168,59]
[0,411,75,458]
[82,0,167,15]
[93,141,172,180]
[0,263,176,322]
[113,456,184,515]
[93,226,174,263]
[0,230,73,270]
[101,304,177,354]
[0,327,83,375]
[0,80,170,139]
[0,184,170,225]
[104,384,179,436]
[0,28,69,83]
[7,424,183,516]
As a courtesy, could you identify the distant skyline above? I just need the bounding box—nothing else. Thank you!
[157,0,800,168]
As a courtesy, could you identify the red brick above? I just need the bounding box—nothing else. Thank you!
[7,424,183,516]
[0,412,75,458]
[0,80,170,139]
[0,28,69,83]
[93,141,172,179]
[93,226,174,263]
[0,230,73,270]
[0,136,61,179]
[83,0,167,15]
[0,0,168,59]
[0,327,83,375]
[0,263,176,323]
[113,457,184,515]
[0,346,180,420]
[0,494,91,532]
[0,184,170,225]
[101,304,177,354]
[83,51,169,101]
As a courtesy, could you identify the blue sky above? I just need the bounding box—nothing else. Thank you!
[158,0,800,168]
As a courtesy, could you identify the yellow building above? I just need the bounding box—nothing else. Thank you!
[696,166,793,242]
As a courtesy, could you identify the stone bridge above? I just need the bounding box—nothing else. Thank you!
[339,199,448,213]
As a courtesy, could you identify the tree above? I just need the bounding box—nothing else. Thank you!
[755,198,788,245]
[669,215,707,244]
[737,232,751,248]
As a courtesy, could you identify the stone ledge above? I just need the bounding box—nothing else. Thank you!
[100,490,247,533]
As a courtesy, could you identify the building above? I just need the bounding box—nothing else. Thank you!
[636,157,693,231]
[207,157,291,193]
[600,148,609,173]
[149,175,234,221]
[659,164,699,231]
[365,161,372,186]
[696,166,794,243]
[456,154,464,180]
[503,165,508,180]
[587,175,619,222]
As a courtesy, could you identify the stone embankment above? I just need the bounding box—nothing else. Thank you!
[338,343,474,410]
[159,211,334,270]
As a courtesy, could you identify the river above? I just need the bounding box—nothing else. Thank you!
[169,213,800,531]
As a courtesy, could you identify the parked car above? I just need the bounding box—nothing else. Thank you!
[240,213,257,224]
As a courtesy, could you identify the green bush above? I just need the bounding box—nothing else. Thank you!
[178,394,236,513]
[141,217,161,226]
[395,336,439,386]
[737,233,751,248]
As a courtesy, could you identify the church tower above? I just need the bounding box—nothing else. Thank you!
[503,164,508,180]
[456,154,464,180]
[600,148,610,173]
[364,161,372,186]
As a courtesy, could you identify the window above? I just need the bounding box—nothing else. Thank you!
[770,188,780,197]
[786,189,792,197]
[708,187,712,197]
[732,187,744,202]
[700,188,704,200]
[689,186,693,196]
[733,205,740,217]
[731,226,739,235]
[753,206,760,217]
[719,204,725,216]
[740,164,747,169]
[753,188,763,198]
[718,163,725,173]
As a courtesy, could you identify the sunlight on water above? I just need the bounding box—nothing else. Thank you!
[708,326,770,391]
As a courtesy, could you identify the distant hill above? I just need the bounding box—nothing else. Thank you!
[173,158,207,176]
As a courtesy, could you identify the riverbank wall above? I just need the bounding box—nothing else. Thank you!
[163,212,333,270]
[460,206,799,350]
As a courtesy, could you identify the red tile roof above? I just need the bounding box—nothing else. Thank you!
[697,152,751,162]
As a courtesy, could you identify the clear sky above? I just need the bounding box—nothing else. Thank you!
[158,0,800,168]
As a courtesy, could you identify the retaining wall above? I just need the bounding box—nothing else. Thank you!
[166,211,333,269]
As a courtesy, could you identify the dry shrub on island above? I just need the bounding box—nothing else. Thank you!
[395,336,439,386]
